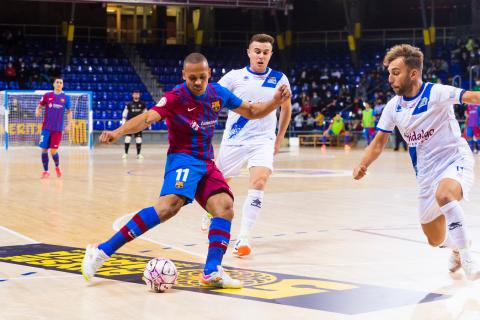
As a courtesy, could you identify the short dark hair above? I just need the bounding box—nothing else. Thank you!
[132,89,140,93]
[53,77,63,83]
[183,52,208,67]
[249,33,275,46]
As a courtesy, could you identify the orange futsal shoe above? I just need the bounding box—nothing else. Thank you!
[41,171,50,179]
[55,167,62,178]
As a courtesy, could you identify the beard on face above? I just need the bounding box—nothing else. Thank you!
[393,77,414,96]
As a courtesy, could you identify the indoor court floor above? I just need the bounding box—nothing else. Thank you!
[1,145,480,320]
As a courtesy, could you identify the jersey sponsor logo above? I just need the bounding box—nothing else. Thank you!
[211,100,221,112]
[156,97,167,107]
[243,75,249,81]
[404,128,435,145]
[267,76,277,85]
[200,120,216,128]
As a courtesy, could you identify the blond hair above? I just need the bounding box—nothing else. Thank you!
[383,44,424,71]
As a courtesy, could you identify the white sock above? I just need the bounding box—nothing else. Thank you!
[440,200,470,250]
[238,189,264,239]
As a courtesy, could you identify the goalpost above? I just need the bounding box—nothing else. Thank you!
[0,90,93,150]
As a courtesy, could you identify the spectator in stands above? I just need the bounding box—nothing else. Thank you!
[314,111,324,129]
[305,113,315,130]
[373,98,385,117]
[4,62,17,81]
[291,99,301,115]
[310,91,320,113]
[29,62,41,82]
[294,112,305,131]
[48,63,61,82]
[17,61,29,89]
[301,96,312,114]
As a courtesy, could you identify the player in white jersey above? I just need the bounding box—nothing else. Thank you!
[353,44,480,280]
[201,34,292,257]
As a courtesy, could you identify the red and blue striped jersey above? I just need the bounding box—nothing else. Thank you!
[39,92,71,131]
[152,82,243,160]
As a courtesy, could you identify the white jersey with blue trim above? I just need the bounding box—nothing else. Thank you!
[219,66,291,145]
[377,82,470,187]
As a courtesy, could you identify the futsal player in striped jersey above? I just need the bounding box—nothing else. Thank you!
[35,77,72,179]
[81,53,291,288]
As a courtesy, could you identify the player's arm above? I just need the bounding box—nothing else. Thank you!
[353,131,390,180]
[274,98,292,155]
[100,110,161,144]
[461,91,480,105]
[35,95,47,117]
[323,121,333,135]
[64,109,73,132]
[233,84,291,119]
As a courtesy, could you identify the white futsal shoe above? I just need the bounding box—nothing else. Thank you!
[201,212,212,232]
[200,266,242,289]
[82,244,109,281]
[233,237,252,257]
[448,250,462,273]
[460,251,480,281]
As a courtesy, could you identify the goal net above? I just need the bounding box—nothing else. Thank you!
[0,90,92,150]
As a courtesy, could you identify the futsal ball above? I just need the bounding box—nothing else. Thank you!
[143,257,178,293]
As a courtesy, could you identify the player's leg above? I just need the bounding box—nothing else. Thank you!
[49,131,63,177]
[363,128,371,146]
[343,130,351,150]
[39,129,51,178]
[466,127,475,152]
[123,134,132,159]
[420,157,478,280]
[474,127,480,154]
[195,162,241,288]
[200,144,246,232]
[135,132,143,159]
[82,194,185,281]
[321,130,330,151]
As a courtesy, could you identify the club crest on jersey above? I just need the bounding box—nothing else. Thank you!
[418,97,428,108]
[211,100,221,112]
[60,98,65,103]
[267,77,277,85]
[243,76,249,81]
[175,181,184,189]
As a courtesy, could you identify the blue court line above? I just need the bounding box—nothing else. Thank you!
[21,272,36,276]
[139,249,151,253]
[0,279,7,282]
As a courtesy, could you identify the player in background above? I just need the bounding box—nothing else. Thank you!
[320,113,351,151]
[122,89,147,160]
[81,53,291,288]
[201,34,292,258]
[353,44,480,280]
[35,77,72,179]
[464,104,479,153]
[362,102,376,146]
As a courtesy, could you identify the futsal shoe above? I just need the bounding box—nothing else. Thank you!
[82,244,109,281]
[460,251,480,281]
[320,145,326,153]
[201,212,212,232]
[55,167,62,178]
[344,144,351,151]
[200,266,242,289]
[122,153,128,160]
[136,154,144,160]
[41,171,50,179]
[448,250,461,273]
[233,237,252,257]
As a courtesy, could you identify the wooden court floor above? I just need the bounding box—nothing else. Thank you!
[1,145,480,320]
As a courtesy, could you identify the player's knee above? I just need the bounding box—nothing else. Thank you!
[251,176,268,190]
[155,195,184,220]
[210,195,234,220]
[426,235,443,247]
[125,136,132,143]
[435,189,455,207]
[136,137,142,144]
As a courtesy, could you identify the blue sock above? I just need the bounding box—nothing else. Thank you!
[41,152,49,172]
[98,206,160,256]
[52,153,60,167]
[204,217,231,275]
[322,136,327,145]
[345,135,351,144]
[469,140,475,151]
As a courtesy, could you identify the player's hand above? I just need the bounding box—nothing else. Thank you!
[273,84,291,104]
[353,164,367,180]
[35,107,41,118]
[64,123,72,133]
[99,130,120,144]
[274,141,281,155]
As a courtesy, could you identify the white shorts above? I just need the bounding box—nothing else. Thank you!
[216,144,274,178]
[418,155,475,224]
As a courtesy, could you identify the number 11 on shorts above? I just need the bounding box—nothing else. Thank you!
[175,168,190,182]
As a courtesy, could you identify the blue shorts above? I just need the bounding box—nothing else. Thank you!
[39,129,62,149]
[466,127,480,138]
[160,153,232,208]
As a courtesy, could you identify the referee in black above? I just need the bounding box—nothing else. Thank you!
[122,89,147,159]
